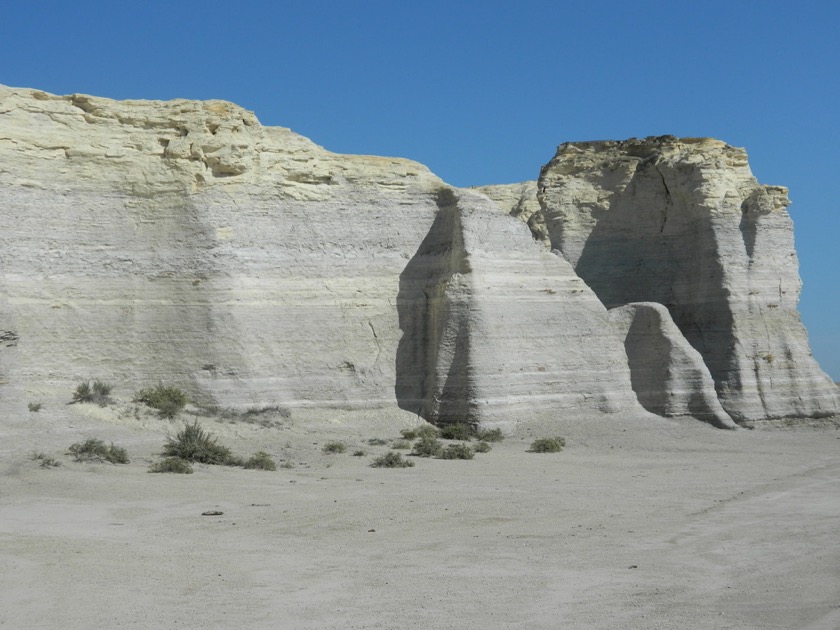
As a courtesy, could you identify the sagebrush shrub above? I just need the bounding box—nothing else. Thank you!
[438,443,474,460]
[162,420,234,464]
[243,451,277,471]
[322,441,346,454]
[71,380,113,407]
[529,437,565,453]
[438,423,475,441]
[411,436,443,458]
[134,384,188,419]
[415,425,440,439]
[371,451,415,468]
[473,441,492,453]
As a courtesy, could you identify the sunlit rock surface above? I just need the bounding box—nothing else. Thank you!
[538,136,839,422]
[1,88,835,427]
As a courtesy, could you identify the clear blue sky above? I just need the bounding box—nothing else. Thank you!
[2,1,838,379]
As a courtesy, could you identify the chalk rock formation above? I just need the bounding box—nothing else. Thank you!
[396,188,642,428]
[609,303,737,429]
[0,85,643,427]
[538,136,840,422]
[472,181,548,245]
[0,86,444,416]
[1,87,835,428]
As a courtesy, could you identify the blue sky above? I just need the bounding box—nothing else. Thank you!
[2,1,838,378]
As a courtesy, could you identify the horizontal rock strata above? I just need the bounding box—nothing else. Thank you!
[0,86,642,427]
[538,136,840,422]
[1,88,836,428]
[397,188,642,429]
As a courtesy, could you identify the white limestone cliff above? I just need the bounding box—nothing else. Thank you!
[1,88,835,428]
[538,136,840,423]
[396,188,642,429]
[0,86,444,417]
[471,181,548,245]
[0,86,643,427]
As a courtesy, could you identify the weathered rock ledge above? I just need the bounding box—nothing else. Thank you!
[1,88,837,428]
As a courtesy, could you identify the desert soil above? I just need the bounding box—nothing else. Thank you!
[1,403,839,629]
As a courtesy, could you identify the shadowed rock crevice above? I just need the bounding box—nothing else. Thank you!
[560,147,737,397]
[610,303,737,429]
[395,188,476,424]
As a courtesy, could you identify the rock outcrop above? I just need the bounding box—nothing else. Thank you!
[0,86,444,417]
[0,86,641,427]
[472,181,548,245]
[396,188,641,429]
[1,88,836,428]
[609,303,737,429]
[538,136,840,422]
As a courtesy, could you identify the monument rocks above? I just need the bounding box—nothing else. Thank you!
[1,87,836,427]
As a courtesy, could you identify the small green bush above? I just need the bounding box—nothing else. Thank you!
[438,423,475,441]
[475,428,504,442]
[134,384,188,419]
[414,425,440,439]
[367,437,389,446]
[322,441,346,454]
[529,437,565,453]
[391,439,411,450]
[411,436,443,458]
[352,449,366,457]
[371,451,415,468]
[148,457,194,474]
[71,380,113,407]
[474,441,492,453]
[438,443,474,460]
[68,438,129,464]
[400,428,418,440]
[243,451,277,471]
[162,420,234,464]
[28,402,42,413]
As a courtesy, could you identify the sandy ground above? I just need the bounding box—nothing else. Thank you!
[1,402,839,629]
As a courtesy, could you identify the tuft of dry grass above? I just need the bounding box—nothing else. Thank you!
[68,438,129,464]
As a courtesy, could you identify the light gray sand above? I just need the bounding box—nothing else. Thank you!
[2,405,839,629]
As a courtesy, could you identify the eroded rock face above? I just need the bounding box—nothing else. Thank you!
[397,188,642,428]
[538,136,840,422]
[1,88,834,428]
[471,181,548,245]
[0,86,446,415]
[609,303,737,429]
[0,86,642,427]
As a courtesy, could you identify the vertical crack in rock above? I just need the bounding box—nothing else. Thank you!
[653,163,671,233]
